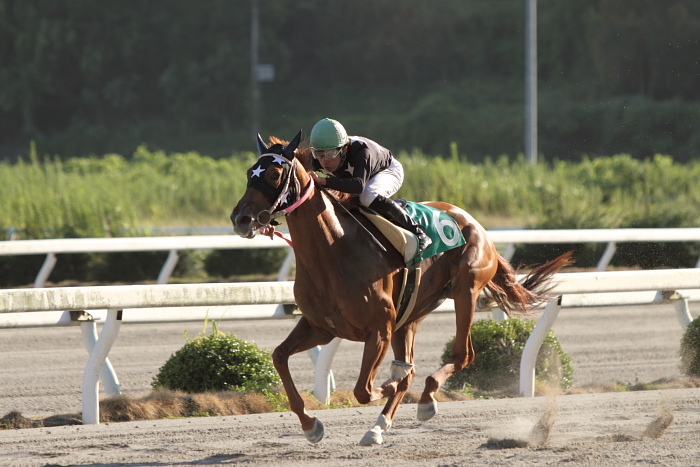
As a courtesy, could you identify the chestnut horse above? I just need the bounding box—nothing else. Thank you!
[230,131,572,445]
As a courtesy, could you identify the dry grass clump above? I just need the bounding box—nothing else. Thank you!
[99,389,281,422]
[0,411,42,429]
[567,377,700,396]
[0,411,80,429]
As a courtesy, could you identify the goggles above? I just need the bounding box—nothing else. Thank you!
[311,147,343,161]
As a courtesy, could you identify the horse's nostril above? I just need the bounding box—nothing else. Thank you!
[236,215,252,226]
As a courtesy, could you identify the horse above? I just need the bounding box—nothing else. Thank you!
[230,131,573,445]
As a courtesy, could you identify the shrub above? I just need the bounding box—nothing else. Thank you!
[442,318,573,393]
[680,317,700,377]
[152,325,281,393]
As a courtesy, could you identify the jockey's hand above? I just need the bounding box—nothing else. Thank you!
[258,224,275,239]
[309,171,326,186]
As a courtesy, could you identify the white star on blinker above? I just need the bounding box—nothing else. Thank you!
[251,166,265,177]
[272,156,288,165]
[279,192,289,206]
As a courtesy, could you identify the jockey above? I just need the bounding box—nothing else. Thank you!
[308,117,432,253]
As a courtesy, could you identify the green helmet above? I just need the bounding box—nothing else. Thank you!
[310,118,349,150]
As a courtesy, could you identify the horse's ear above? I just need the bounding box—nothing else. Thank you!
[283,130,302,159]
[256,133,269,155]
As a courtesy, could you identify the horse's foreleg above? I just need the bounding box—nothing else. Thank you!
[418,288,477,422]
[273,316,334,443]
[360,321,419,446]
[353,326,393,405]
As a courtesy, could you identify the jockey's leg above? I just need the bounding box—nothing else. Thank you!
[368,195,432,253]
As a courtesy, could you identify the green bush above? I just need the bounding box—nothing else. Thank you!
[680,317,700,377]
[152,327,281,393]
[442,318,573,393]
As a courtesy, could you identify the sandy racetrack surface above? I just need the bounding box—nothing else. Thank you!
[1,303,699,466]
[1,389,699,466]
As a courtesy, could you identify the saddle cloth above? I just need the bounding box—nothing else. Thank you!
[361,200,466,263]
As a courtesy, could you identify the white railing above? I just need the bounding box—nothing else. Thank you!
[486,228,700,270]
[0,235,293,287]
[1,269,699,423]
[1,228,699,288]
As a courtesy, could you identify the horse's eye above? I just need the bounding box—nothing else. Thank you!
[267,168,283,186]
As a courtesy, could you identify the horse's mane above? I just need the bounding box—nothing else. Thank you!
[267,135,355,207]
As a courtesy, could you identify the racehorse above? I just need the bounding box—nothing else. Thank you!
[230,131,573,445]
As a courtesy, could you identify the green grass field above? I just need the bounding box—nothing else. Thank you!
[2,144,699,240]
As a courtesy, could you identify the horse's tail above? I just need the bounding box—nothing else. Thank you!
[484,251,574,316]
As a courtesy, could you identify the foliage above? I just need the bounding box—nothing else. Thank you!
[442,318,573,392]
[1,1,699,160]
[152,325,281,394]
[680,318,700,377]
[0,145,255,239]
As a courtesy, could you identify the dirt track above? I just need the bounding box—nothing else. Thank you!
[1,303,699,466]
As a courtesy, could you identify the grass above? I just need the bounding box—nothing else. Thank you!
[2,378,699,430]
[3,148,700,240]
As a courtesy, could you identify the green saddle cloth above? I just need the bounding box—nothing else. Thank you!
[402,200,466,261]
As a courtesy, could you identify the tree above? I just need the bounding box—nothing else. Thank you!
[586,0,700,100]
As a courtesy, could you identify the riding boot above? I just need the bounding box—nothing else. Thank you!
[368,195,432,253]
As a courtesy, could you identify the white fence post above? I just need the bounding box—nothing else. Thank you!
[82,309,122,424]
[519,296,562,397]
[34,252,57,288]
[80,321,121,395]
[157,250,179,284]
[312,338,341,404]
[596,242,617,271]
[675,296,693,330]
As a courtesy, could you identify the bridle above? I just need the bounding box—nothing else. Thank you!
[251,153,313,232]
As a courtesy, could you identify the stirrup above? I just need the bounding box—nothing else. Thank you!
[416,231,432,253]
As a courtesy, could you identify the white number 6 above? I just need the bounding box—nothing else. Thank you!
[432,211,460,246]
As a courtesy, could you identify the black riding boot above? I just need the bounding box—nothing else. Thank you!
[368,195,432,253]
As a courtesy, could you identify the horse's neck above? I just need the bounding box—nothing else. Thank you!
[286,191,346,259]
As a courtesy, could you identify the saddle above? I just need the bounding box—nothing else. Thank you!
[359,207,419,263]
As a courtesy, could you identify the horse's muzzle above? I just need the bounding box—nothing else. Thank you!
[230,209,256,238]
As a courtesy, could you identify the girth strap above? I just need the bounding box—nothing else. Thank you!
[395,265,422,330]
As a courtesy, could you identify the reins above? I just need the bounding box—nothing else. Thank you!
[316,184,387,253]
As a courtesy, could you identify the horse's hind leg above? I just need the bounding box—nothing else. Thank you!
[360,321,419,446]
[418,286,477,421]
[272,316,334,443]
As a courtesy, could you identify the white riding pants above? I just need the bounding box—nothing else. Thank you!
[359,157,404,207]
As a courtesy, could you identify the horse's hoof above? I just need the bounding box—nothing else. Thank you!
[359,426,383,446]
[417,401,438,421]
[304,418,324,444]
